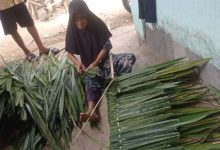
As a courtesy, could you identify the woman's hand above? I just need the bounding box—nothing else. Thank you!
[76,62,85,74]
[86,61,99,71]
[67,53,85,73]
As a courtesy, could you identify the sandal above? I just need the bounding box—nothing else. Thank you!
[26,53,37,62]
[39,47,60,56]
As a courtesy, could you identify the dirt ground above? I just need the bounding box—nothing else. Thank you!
[0,1,167,150]
[0,1,134,150]
[0,0,132,64]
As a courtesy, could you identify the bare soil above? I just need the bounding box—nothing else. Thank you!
[0,1,132,65]
[0,1,134,149]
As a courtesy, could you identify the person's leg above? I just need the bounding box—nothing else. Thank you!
[113,53,136,76]
[26,26,48,54]
[14,3,49,55]
[27,26,60,55]
[80,100,100,122]
[80,85,101,122]
[0,5,34,57]
[87,101,96,114]
[101,53,136,79]
[11,31,32,55]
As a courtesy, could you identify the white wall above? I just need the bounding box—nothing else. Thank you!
[0,21,4,42]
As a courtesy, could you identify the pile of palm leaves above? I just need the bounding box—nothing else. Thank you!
[1,55,220,150]
[107,58,220,150]
[0,55,85,150]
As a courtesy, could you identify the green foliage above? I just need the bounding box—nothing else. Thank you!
[107,58,220,150]
[0,55,85,150]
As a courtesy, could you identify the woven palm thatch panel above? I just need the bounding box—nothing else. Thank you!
[106,58,220,150]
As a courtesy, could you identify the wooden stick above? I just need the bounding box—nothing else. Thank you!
[71,79,114,145]
[109,52,115,79]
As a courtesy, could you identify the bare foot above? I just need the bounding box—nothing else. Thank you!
[80,113,89,122]
[80,112,100,122]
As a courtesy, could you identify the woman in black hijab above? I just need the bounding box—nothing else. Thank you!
[66,0,136,122]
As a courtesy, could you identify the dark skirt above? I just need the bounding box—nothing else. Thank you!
[84,53,136,103]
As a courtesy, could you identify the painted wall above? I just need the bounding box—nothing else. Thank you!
[0,21,4,43]
[132,0,220,69]
[130,0,146,40]
[130,0,220,88]
[156,0,220,69]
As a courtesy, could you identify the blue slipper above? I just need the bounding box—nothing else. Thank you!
[40,47,60,56]
[26,53,37,62]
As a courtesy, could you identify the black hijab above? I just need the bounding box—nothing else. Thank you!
[65,0,112,67]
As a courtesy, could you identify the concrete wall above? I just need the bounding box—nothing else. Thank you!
[157,0,220,69]
[0,21,4,43]
[130,0,146,40]
[131,0,220,88]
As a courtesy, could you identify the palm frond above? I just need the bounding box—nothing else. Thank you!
[107,58,220,150]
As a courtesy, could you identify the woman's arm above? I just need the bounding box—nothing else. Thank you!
[68,52,85,73]
[86,48,108,71]
[68,52,80,65]
[94,48,109,66]
[87,39,112,70]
